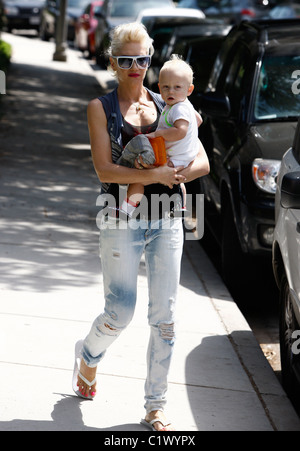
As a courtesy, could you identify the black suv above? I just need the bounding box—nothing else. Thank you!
[198,19,300,293]
[145,20,231,97]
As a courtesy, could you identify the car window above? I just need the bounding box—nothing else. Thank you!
[254,54,300,121]
[109,0,172,17]
[223,44,253,117]
[68,0,90,7]
[195,37,225,91]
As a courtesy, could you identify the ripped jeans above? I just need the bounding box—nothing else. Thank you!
[82,216,184,413]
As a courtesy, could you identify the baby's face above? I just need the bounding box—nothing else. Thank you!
[158,69,193,106]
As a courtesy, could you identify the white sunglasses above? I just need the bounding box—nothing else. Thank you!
[112,55,151,70]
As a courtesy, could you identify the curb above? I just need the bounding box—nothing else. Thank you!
[184,239,300,431]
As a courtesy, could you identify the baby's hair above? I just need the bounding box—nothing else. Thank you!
[160,54,194,85]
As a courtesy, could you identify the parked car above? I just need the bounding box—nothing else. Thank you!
[0,0,5,33]
[137,9,214,93]
[273,119,300,407]
[74,0,103,56]
[144,18,231,96]
[39,0,90,41]
[93,0,175,67]
[198,19,300,294]
[177,0,272,23]
[269,2,300,19]
[4,0,45,32]
[136,6,205,27]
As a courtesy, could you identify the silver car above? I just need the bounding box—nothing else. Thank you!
[273,119,300,407]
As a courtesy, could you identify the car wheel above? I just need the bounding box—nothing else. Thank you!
[87,40,93,59]
[221,204,246,296]
[39,20,50,41]
[279,275,300,406]
[221,204,265,301]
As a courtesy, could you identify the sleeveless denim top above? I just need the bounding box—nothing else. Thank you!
[98,87,182,217]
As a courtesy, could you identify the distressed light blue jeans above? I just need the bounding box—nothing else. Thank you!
[82,215,184,413]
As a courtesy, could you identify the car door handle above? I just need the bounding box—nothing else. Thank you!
[297,223,300,233]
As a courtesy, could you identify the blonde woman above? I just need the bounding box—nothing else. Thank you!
[72,22,209,431]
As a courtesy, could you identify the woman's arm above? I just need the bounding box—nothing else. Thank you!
[87,99,186,189]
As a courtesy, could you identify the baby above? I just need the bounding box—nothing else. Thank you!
[120,54,202,218]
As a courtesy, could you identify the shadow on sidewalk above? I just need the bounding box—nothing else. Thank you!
[185,333,275,431]
[0,60,107,292]
[0,395,145,431]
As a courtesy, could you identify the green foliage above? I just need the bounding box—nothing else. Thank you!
[0,40,12,72]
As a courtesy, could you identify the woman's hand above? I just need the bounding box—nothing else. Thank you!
[154,164,186,189]
[134,155,185,189]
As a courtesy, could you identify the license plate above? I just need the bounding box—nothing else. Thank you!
[29,16,40,24]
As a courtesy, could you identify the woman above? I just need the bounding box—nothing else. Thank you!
[73,22,210,431]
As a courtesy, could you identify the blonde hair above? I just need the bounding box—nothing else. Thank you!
[160,54,194,85]
[108,22,154,57]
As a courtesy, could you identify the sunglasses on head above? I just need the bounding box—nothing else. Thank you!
[112,55,151,70]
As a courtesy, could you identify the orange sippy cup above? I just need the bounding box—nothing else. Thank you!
[149,136,167,167]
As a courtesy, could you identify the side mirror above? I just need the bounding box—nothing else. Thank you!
[197,91,231,118]
[281,171,300,209]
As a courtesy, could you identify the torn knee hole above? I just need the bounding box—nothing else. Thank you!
[96,316,121,337]
[104,323,116,331]
[159,322,175,341]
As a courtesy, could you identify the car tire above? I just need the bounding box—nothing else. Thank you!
[221,204,264,301]
[39,20,50,41]
[279,275,300,407]
[221,204,246,296]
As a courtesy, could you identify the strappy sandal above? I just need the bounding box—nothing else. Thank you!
[72,340,96,400]
[140,417,174,431]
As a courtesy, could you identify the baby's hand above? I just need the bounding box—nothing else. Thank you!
[145,132,156,139]
[167,157,174,168]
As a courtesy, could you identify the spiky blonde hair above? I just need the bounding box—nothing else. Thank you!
[108,22,154,57]
[160,54,194,85]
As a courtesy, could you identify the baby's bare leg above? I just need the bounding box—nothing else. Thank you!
[180,183,187,209]
[127,183,145,205]
[121,183,145,217]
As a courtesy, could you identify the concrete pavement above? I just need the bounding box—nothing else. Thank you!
[0,32,300,432]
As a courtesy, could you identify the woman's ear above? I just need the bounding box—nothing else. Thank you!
[109,57,117,71]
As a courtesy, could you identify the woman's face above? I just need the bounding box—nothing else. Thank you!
[110,42,150,83]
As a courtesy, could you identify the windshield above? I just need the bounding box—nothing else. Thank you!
[110,0,172,17]
[254,52,300,121]
[178,0,254,10]
[68,0,90,7]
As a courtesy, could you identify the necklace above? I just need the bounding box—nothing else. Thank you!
[135,103,144,114]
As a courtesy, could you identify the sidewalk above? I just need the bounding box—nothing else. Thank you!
[0,32,300,432]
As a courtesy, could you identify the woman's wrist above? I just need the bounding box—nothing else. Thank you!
[142,167,159,185]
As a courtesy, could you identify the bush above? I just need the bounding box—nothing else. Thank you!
[0,40,12,73]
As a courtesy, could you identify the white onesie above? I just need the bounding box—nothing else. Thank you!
[158,98,199,167]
